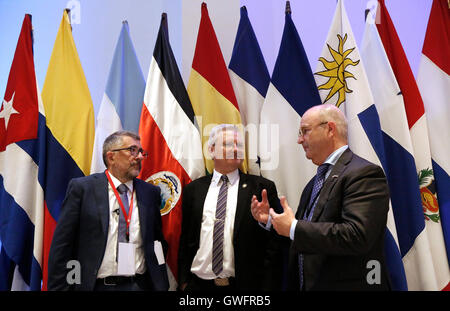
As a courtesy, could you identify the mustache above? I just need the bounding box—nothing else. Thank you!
[129,160,141,169]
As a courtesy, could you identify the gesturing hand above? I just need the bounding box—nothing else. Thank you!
[251,189,270,224]
[269,196,295,237]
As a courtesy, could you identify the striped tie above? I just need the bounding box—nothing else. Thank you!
[212,174,229,276]
[299,163,330,290]
[117,184,129,243]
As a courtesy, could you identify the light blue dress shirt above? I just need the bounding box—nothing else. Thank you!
[289,145,348,240]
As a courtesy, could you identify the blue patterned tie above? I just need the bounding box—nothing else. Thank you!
[212,175,229,276]
[299,163,330,290]
[117,184,129,244]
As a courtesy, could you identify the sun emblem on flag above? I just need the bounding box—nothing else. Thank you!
[315,34,360,107]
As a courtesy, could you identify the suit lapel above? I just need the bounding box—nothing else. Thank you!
[94,173,110,236]
[311,149,353,222]
[135,179,148,239]
[234,171,250,238]
[194,176,212,230]
[296,178,314,220]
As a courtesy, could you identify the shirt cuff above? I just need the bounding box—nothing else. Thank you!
[258,215,272,231]
[290,219,298,240]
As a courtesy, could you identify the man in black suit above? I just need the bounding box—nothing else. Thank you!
[48,131,169,291]
[251,104,391,291]
[178,124,285,291]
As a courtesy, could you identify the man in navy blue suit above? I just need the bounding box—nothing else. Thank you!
[48,131,169,291]
[251,104,391,291]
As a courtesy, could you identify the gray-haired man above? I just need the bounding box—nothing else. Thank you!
[48,131,169,291]
[178,124,286,291]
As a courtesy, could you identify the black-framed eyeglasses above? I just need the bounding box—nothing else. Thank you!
[111,145,148,158]
[298,121,329,137]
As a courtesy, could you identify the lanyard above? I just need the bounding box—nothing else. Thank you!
[105,170,134,238]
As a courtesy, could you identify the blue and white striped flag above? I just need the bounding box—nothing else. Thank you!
[228,6,270,175]
[90,21,145,173]
[315,0,408,290]
[259,1,321,211]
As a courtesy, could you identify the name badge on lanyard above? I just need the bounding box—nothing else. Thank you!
[105,170,137,275]
[105,170,134,241]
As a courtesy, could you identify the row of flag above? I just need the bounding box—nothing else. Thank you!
[0,0,448,291]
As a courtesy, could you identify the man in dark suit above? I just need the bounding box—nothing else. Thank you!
[178,124,285,291]
[251,104,391,291]
[48,131,169,291]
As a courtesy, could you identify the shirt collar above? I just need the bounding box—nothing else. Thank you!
[108,172,134,193]
[324,145,348,166]
[212,169,239,186]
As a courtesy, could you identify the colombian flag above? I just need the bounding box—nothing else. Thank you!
[187,2,247,174]
[40,10,95,290]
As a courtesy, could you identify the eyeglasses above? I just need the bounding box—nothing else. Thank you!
[298,121,328,137]
[111,145,148,158]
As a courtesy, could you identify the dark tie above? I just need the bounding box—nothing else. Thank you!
[117,184,130,244]
[299,163,330,290]
[212,175,229,276]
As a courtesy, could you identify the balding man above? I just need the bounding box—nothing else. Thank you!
[251,104,391,291]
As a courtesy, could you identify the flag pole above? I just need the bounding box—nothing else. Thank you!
[161,13,168,40]
[285,1,291,14]
[65,8,72,30]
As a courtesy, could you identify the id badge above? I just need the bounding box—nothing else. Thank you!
[117,242,136,275]
[154,240,165,265]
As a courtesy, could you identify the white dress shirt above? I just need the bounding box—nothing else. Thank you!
[97,173,146,278]
[191,169,240,280]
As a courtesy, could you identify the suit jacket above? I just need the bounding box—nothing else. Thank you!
[178,171,286,290]
[288,149,391,291]
[47,173,169,291]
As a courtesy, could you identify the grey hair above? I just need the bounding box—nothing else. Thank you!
[207,124,243,151]
[318,104,348,141]
[102,130,141,167]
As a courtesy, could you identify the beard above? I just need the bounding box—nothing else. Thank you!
[126,161,142,179]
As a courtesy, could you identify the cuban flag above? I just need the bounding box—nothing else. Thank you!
[315,0,408,290]
[90,21,145,173]
[0,14,44,291]
[375,0,450,290]
[259,1,321,213]
[417,0,450,276]
[228,6,271,176]
[138,13,204,290]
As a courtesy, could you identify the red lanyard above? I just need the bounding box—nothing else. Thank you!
[105,170,134,236]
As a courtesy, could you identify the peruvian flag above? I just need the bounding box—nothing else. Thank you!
[376,0,450,290]
[138,13,204,290]
[417,0,450,282]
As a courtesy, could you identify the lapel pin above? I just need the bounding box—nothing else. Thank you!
[242,183,247,188]
[332,175,338,178]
